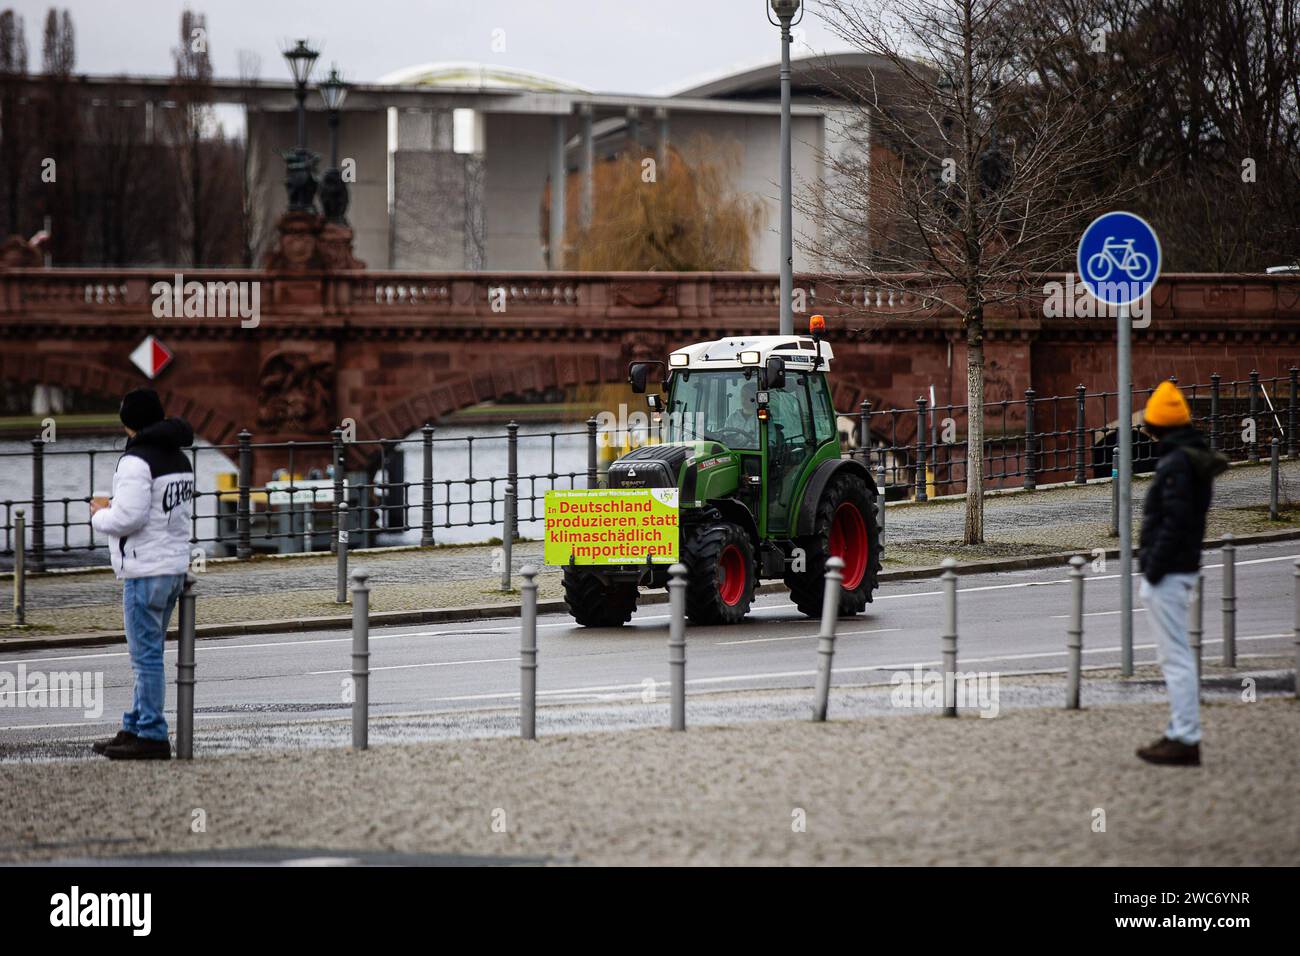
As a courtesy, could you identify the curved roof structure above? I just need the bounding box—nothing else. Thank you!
[377,61,590,93]
[667,51,903,101]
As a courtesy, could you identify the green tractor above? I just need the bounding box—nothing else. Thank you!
[562,322,882,627]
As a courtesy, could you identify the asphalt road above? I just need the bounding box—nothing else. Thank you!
[2,539,1297,760]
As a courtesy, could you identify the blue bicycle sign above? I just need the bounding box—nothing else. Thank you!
[1076,211,1161,307]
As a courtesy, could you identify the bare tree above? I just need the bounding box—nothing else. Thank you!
[170,8,213,266]
[809,0,1142,543]
[236,48,261,266]
[0,9,29,238]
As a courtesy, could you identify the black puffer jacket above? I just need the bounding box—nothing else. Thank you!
[1138,427,1228,583]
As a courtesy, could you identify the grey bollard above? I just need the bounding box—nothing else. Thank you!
[351,570,370,750]
[876,462,886,537]
[940,557,958,716]
[12,508,24,626]
[1189,572,1204,698]
[1293,560,1300,701]
[1221,534,1236,667]
[668,563,688,731]
[336,502,349,604]
[1109,465,1118,537]
[812,556,845,722]
[1065,556,1086,709]
[175,574,197,760]
[519,564,539,739]
[501,487,515,591]
[1270,438,1280,520]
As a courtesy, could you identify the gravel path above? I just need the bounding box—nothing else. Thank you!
[2,694,1296,865]
[5,460,1297,637]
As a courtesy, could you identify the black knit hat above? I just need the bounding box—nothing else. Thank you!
[120,388,165,431]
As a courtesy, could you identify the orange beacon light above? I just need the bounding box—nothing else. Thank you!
[809,314,826,336]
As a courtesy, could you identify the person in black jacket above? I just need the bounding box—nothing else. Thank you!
[1136,381,1227,767]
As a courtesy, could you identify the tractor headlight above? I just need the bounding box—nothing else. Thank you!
[739,350,761,365]
[669,353,690,367]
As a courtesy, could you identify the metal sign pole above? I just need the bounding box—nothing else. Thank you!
[1117,299,1133,676]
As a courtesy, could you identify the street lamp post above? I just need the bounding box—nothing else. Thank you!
[281,39,320,213]
[318,65,351,224]
[767,0,802,336]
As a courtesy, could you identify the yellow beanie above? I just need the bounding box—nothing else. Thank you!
[1143,380,1191,428]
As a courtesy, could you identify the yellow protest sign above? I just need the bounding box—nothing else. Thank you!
[544,488,680,565]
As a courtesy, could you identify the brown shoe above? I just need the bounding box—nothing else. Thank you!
[1136,736,1201,766]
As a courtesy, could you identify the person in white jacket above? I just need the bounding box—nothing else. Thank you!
[89,389,194,760]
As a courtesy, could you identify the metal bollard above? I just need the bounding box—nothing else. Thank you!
[1221,534,1236,667]
[915,397,929,502]
[30,439,45,572]
[1074,384,1087,484]
[1023,387,1037,490]
[350,570,370,750]
[586,416,599,489]
[1270,438,1280,520]
[236,430,252,561]
[1109,464,1118,537]
[420,424,435,546]
[858,400,871,466]
[1065,556,1086,709]
[1248,370,1260,462]
[501,487,515,591]
[175,574,197,760]
[812,557,844,721]
[1189,572,1204,697]
[668,563,688,731]
[506,421,519,542]
[940,557,958,717]
[12,508,24,626]
[1293,560,1299,701]
[336,502,349,604]
[519,565,539,739]
[876,461,886,537]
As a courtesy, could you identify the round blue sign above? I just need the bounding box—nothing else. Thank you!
[1076,211,1161,307]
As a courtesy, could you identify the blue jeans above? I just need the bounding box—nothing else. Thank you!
[1139,572,1201,745]
[122,574,185,742]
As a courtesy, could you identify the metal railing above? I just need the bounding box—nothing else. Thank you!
[850,368,1298,500]
[1,368,1296,570]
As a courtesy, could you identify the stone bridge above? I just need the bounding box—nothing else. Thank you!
[2,268,1298,479]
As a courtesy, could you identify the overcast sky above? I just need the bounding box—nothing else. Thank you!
[6,0,852,94]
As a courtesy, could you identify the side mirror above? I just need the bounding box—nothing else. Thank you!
[629,362,651,394]
[765,356,786,391]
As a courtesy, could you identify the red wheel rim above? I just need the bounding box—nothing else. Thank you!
[718,544,747,606]
[829,502,868,590]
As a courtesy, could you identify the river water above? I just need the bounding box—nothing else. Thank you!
[0,421,591,569]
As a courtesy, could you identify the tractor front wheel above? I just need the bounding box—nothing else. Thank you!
[683,522,755,625]
[785,473,881,618]
[563,567,639,627]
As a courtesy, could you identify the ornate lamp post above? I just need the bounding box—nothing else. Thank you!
[281,39,320,213]
[318,65,350,224]
[767,0,802,336]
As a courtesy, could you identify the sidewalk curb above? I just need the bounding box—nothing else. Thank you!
[5,526,1299,653]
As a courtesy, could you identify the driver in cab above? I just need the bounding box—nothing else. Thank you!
[719,380,760,449]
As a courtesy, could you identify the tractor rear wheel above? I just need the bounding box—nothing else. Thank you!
[683,521,755,625]
[562,567,639,627]
[785,473,881,618]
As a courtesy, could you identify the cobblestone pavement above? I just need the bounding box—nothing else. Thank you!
[4,460,1297,637]
[2,693,1296,865]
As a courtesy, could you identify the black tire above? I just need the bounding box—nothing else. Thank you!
[784,472,881,618]
[683,521,755,625]
[563,567,639,627]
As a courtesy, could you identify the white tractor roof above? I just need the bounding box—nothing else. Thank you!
[669,335,833,372]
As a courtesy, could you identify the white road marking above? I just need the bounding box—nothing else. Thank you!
[715,627,900,646]
[306,656,519,676]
